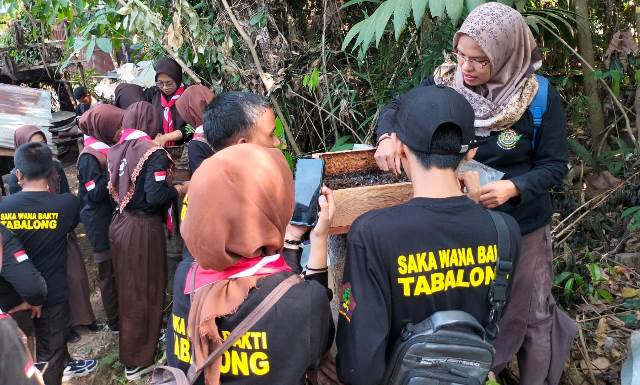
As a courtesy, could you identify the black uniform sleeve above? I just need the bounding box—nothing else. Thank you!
[54,161,70,194]
[8,171,20,195]
[307,281,335,370]
[0,229,47,306]
[376,77,435,140]
[77,154,109,203]
[187,140,213,173]
[0,316,43,385]
[143,151,178,206]
[510,86,568,204]
[281,246,303,274]
[336,223,391,385]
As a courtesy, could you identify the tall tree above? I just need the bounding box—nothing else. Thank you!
[575,0,606,147]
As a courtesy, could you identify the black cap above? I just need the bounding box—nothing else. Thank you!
[395,85,476,155]
[73,86,87,101]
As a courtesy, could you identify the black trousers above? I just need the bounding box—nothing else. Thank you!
[97,259,118,327]
[35,302,70,385]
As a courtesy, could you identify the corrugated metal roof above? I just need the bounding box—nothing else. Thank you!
[0,84,53,150]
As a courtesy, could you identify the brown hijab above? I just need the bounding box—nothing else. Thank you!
[78,104,124,168]
[155,57,183,85]
[182,144,294,385]
[14,125,45,149]
[434,2,542,135]
[13,125,61,194]
[114,83,145,109]
[107,102,167,210]
[174,85,214,128]
[78,104,124,145]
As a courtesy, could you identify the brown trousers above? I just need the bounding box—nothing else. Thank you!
[66,233,95,327]
[493,226,577,385]
[96,257,118,327]
[110,211,167,367]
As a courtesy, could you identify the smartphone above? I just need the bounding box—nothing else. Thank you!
[290,158,325,227]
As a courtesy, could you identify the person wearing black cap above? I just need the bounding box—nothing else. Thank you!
[375,4,573,383]
[335,85,522,385]
[144,57,191,146]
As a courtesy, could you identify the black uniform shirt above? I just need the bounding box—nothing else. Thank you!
[0,225,47,311]
[125,151,178,214]
[0,192,80,307]
[336,196,521,385]
[187,140,215,173]
[166,247,305,384]
[377,77,568,234]
[77,153,114,253]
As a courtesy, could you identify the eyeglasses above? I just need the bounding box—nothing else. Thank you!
[452,50,490,69]
[156,80,177,89]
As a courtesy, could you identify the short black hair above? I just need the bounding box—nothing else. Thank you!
[14,142,53,180]
[203,91,271,150]
[412,123,465,170]
[73,86,88,101]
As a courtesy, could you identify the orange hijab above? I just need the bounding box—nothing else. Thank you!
[182,143,294,385]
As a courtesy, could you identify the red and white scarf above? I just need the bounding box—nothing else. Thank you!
[118,128,153,144]
[83,135,111,156]
[184,254,292,294]
[161,84,186,146]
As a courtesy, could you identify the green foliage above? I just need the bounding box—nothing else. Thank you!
[330,135,355,152]
[303,68,321,93]
[621,206,640,231]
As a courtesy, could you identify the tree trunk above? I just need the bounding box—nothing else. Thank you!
[635,5,640,142]
[574,0,606,148]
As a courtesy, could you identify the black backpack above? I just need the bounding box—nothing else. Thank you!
[382,210,513,385]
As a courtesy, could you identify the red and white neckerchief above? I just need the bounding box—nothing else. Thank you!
[118,128,152,144]
[184,254,292,294]
[160,84,186,147]
[83,135,111,156]
[83,135,111,192]
[193,125,205,141]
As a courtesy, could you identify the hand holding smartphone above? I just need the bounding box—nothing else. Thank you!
[290,158,325,227]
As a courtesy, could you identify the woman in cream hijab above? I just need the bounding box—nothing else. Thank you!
[374,3,573,384]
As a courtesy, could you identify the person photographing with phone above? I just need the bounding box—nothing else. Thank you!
[179,144,335,385]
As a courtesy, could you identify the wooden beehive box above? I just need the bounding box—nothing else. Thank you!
[313,148,412,234]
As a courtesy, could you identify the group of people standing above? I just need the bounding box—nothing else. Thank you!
[0,3,575,385]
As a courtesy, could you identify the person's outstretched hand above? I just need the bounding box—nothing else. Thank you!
[311,186,336,240]
[9,301,42,319]
[374,133,402,176]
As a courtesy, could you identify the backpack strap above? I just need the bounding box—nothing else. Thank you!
[186,273,304,384]
[528,74,549,149]
[485,210,513,342]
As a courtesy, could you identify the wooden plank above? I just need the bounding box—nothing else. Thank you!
[313,148,377,177]
[330,182,413,228]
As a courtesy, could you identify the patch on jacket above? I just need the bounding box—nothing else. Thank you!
[497,128,522,150]
[339,282,357,322]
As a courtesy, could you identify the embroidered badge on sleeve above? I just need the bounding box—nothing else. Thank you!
[154,171,167,182]
[338,282,357,323]
[14,250,29,263]
[84,180,96,192]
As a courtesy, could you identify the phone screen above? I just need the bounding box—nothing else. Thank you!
[290,158,325,227]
